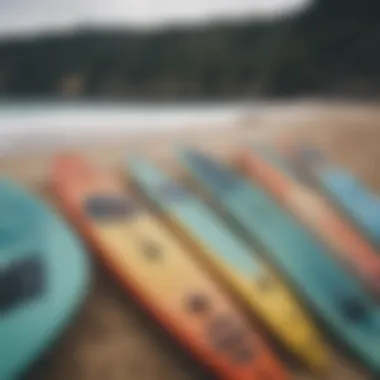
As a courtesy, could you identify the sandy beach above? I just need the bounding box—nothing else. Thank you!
[2,100,380,380]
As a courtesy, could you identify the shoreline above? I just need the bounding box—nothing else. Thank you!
[1,100,380,158]
[2,100,380,189]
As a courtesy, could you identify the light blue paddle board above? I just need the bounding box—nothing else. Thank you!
[288,144,380,249]
[0,180,91,380]
[177,148,380,372]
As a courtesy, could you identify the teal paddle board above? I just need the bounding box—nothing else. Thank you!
[286,144,380,249]
[177,148,380,372]
[0,180,91,380]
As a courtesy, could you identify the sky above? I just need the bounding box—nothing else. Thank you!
[0,0,312,37]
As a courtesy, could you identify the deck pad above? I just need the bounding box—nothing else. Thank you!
[51,154,288,380]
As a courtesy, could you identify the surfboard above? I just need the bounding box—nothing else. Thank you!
[277,142,380,249]
[50,154,288,380]
[177,147,380,372]
[236,144,380,300]
[125,155,329,372]
[0,180,90,380]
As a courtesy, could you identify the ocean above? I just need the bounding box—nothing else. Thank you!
[0,100,255,155]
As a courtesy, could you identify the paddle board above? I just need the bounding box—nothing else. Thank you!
[50,154,288,380]
[237,144,380,300]
[278,142,380,249]
[125,155,329,372]
[0,180,90,380]
[177,147,380,372]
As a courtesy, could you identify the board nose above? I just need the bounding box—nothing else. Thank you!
[52,153,96,184]
[53,152,84,173]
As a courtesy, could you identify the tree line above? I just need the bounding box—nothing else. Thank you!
[0,0,379,99]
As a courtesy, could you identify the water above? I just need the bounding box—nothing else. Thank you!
[0,100,254,155]
[0,98,325,156]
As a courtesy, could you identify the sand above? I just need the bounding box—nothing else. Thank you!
[2,100,380,380]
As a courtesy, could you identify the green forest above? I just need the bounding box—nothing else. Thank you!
[0,0,379,99]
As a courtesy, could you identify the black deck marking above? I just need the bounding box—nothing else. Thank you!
[340,297,369,323]
[185,293,211,315]
[213,329,246,352]
[84,195,140,221]
[0,256,45,313]
[140,240,163,261]
[205,314,255,364]
[208,315,243,350]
